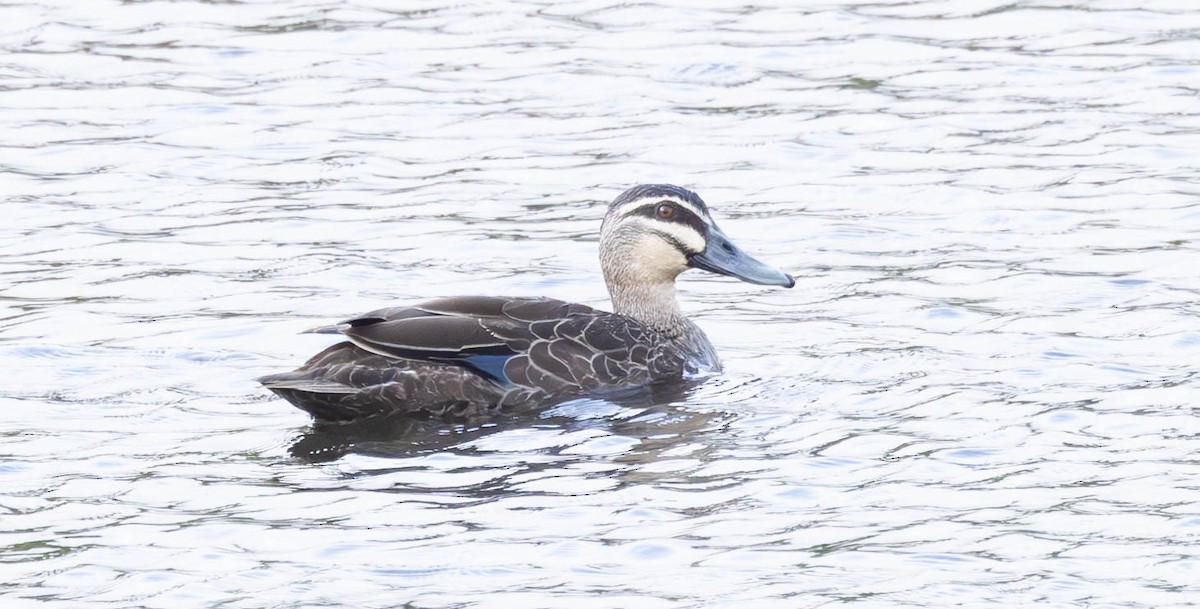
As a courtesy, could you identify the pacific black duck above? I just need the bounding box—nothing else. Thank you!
[259,184,794,423]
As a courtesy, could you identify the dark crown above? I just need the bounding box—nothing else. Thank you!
[610,184,709,214]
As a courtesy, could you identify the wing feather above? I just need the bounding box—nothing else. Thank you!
[344,316,508,358]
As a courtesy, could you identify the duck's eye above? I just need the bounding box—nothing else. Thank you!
[656,204,676,219]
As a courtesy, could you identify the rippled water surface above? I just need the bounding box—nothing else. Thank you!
[3,1,1200,607]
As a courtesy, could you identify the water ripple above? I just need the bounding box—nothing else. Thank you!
[2,0,1199,607]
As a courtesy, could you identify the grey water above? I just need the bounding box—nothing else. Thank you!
[3,1,1200,607]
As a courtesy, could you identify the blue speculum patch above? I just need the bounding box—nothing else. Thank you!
[459,354,513,383]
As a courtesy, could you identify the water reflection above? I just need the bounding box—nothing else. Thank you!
[289,380,715,463]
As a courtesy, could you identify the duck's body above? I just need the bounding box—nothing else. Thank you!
[260,295,718,422]
[260,185,793,423]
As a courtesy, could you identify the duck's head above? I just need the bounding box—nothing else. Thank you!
[599,184,795,290]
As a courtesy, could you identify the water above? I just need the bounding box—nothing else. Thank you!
[3,0,1199,607]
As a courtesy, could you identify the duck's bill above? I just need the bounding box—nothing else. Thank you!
[688,225,795,288]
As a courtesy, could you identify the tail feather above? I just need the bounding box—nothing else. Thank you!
[301,324,349,335]
[257,373,357,394]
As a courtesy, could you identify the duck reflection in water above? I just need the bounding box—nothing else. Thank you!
[262,185,793,447]
[289,380,722,463]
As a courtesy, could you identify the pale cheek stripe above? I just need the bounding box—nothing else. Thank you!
[623,218,707,253]
[654,222,707,253]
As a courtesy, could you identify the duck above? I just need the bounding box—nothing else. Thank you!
[259,184,794,423]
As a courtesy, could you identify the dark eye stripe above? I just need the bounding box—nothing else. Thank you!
[628,202,709,236]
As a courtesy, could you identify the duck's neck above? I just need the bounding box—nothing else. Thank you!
[606,276,687,335]
[599,229,690,335]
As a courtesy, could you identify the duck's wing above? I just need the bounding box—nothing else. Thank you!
[302,296,513,334]
[330,296,605,384]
